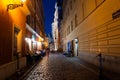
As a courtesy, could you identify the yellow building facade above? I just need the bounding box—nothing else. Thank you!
[0,0,45,79]
[0,0,30,65]
[60,0,120,72]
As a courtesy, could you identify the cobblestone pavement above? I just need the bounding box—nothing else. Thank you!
[24,54,99,80]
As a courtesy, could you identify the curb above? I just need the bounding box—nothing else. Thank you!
[19,61,39,80]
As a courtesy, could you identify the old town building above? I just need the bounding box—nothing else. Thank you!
[0,0,45,79]
[25,0,45,54]
[60,0,120,73]
[52,3,59,51]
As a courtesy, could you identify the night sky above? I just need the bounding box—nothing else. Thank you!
[42,0,57,35]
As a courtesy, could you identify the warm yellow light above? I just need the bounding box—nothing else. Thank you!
[21,0,26,3]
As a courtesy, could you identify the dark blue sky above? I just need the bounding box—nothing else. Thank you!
[42,0,56,35]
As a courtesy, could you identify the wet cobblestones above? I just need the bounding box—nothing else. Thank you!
[25,54,99,80]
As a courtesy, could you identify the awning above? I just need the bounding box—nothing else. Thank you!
[26,24,44,41]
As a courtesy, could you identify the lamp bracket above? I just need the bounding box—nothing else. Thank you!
[7,4,23,11]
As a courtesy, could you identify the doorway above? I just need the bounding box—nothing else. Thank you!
[14,27,19,54]
[74,38,78,56]
[13,27,21,57]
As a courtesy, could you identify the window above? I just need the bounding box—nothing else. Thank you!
[67,27,69,35]
[66,30,67,37]
[69,25,70,33]
[70,1,72,10]
[14,27,20,56]
[68,8,69,16]
[74,0,76,2]
[75,14,78,27]
[26,15,30,25]
[71,21,73,31]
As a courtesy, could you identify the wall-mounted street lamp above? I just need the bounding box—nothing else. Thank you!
[7,0,26,11]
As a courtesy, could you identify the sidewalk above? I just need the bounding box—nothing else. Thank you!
[6,61,39,80]
[66,56,120,80]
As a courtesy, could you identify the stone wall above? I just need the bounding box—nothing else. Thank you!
[0,57,26,80]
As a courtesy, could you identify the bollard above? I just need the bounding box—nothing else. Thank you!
[97,53,104,80]
[16,52,22,76]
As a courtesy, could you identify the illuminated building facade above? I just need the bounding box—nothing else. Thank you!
[60,0,120,72]
[52,3,59,51]
[0,0,45,79]
[25,0,45,54]
[0,0,29,65]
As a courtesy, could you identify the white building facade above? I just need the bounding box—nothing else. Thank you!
[60,0,120,73]
[52,3,59,51]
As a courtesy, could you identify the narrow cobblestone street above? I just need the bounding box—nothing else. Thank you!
[24,53,99,80]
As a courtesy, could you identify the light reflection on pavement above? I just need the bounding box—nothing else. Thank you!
[25,54,99,80]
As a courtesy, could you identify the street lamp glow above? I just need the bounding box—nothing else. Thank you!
[21,0,26,3]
